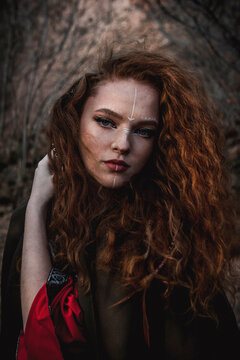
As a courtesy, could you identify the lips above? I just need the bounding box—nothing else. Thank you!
[104,159,129,172]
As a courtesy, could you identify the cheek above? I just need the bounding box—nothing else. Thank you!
[80,131,101,155]
[134,140,154,167]
[79,128,111,166]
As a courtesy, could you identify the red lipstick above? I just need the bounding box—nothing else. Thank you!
[104,159,129,172]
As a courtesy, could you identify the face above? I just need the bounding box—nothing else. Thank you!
[78,78,159,188]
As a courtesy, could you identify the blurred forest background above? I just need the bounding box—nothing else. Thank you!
[0,0,239,325]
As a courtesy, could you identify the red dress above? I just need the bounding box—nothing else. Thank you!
[17,276,87,359]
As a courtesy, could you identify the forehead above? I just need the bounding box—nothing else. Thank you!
[87,79,159,115]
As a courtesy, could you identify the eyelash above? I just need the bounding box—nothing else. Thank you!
[94,116,116,128]
[93,116,156,138]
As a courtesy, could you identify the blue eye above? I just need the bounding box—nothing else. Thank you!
[93,116,116,128]
[135,128,155,138]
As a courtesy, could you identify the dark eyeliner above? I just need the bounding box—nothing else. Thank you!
[93,115,116,127]
[135,128,156,138]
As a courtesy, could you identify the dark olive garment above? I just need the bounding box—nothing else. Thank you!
[1,198,240,360]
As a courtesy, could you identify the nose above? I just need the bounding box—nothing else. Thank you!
[111,129,130,155]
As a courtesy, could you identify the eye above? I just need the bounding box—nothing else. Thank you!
[134,128,156,138]
[93,116,116,128]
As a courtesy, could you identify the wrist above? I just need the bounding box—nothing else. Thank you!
[27,197,49,215]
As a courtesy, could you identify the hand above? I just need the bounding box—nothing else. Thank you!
[28,153,54,208]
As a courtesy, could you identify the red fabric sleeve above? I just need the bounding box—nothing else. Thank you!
[17,277,86,360]
[51,277,87,347]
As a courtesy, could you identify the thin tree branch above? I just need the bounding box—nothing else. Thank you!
[0,20,12,139]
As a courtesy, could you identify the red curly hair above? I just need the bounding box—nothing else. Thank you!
[46,45,237,342]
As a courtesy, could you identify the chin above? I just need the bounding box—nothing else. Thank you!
[102,179,128,189]
[95,174,130,189]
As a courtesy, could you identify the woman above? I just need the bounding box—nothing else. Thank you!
[1,46,240,359]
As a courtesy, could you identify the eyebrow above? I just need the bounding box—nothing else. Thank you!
[96,108,123,119]
[95,108,158,126]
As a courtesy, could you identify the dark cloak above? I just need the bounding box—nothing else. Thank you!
[1,198,240,359]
